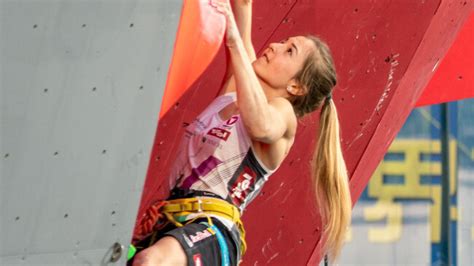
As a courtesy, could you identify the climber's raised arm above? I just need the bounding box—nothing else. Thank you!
[217,0,257,96]
[231,0,256,61]
[212,0,295,143]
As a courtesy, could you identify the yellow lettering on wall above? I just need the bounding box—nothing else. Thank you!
[365,139,457,243]
[450,206,457,220]
[364,199,402,242]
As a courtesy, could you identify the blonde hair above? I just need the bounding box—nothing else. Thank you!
[291,35,352,263]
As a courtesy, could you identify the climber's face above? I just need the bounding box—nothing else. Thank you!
[253,36,316,92]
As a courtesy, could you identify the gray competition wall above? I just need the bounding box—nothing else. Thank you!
[1,0,183,264]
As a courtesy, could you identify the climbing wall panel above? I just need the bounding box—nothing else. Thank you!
[1,0,183,264]
[417,12,474,107]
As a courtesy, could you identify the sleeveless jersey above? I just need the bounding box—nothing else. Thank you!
[169,92,279,213]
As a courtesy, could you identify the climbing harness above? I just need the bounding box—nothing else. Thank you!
[130,196,247,261]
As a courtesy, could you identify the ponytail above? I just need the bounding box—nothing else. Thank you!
[311,98,352,263]
[290,35,351,263]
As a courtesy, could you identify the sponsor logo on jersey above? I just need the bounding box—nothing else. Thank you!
[224,115,239,127]
[207,127,231,141]
[183,234,194,247]
[193,254,202,266]
[230,166,256,205]
[190,229,213,243]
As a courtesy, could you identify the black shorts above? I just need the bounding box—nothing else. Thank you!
[129,217,240,266]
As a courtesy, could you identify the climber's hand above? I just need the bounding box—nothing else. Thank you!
[210,0,242,48]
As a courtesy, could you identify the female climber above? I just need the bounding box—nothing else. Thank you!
[130,0,352,265]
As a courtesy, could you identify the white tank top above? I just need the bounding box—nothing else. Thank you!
[169,92,278,213]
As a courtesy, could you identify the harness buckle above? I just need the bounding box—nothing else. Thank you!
[197,198,203,212]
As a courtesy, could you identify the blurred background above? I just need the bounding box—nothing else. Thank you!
[339,100,474,265]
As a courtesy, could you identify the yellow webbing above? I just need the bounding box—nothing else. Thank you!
[161,197,247,255]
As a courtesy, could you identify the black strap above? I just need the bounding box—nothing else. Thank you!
[168,187,225,201]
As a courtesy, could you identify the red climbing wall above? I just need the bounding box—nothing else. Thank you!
[416,12,474,107]
[137,0,473,264]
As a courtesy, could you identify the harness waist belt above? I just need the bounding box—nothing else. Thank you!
[161,196,247,255]
[163,197,240,221]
